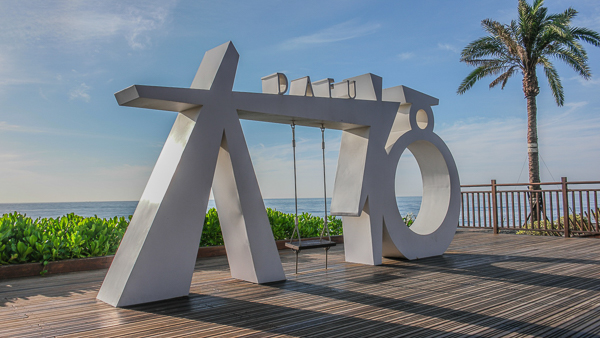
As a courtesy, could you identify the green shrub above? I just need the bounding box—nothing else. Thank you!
[267,208,295,240]
[200,208,222,246]
[404,212,416,227]
[1,208,418,265]
[516,214,590,236]
[202,208,343,246]
[0,212,128,266]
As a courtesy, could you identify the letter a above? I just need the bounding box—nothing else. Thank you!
[97,42,285,307]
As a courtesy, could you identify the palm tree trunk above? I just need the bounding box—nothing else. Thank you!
[526,94,541,188]
[526,93,543,223]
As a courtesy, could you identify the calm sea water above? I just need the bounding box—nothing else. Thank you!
[0,197,422,219]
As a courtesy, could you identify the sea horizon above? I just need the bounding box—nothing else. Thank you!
[0,197,423,220]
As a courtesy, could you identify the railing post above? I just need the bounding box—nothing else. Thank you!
[491,179,498,234]
[562,177,570,238]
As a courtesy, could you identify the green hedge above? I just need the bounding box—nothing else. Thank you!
[0,208,342,266]
[201,208,343,246]
[515,214,592,236]
[0,212,128,267]
[1,208,416,266]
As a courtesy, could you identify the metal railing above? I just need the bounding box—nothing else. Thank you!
[460,177,600,237]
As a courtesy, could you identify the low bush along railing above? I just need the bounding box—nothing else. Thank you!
[515,213,597,236]
[0,208,417,266]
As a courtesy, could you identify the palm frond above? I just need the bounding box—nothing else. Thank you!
[460,36,506,61]
[458,65,506,94]
[539,57,564,106]
[571,27,600,47]
[481,19,523,59]
[532,0,545,13]
[546,47,591,79]
[489,66,518,89]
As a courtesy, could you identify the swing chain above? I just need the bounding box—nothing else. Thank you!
[286,122,336,273]
[320,124,331,242]
[290,122,301,245]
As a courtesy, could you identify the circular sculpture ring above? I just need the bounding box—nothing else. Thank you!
[381,128,461,260]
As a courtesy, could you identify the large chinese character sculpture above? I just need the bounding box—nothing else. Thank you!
[97,42,460,307]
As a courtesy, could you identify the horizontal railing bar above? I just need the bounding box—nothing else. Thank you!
[496,182,561,187]
[512,229,562,232]
[460,181,600,188]
[565,181,600,185]
[462,189,600,194]
[461,180,600,188]
[462,189,563,193]
[498,189,561,192]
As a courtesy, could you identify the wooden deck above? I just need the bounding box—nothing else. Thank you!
[2,230,600,337]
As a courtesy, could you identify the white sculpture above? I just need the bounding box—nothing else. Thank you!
[97,41,460,307]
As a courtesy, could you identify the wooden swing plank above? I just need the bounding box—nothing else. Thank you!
[285,239,336,251]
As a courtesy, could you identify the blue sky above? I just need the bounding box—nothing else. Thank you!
[0,0,599,203]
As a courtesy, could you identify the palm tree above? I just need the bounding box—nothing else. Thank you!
[457,0,600,193]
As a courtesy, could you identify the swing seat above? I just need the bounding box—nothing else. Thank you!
[285,239,336,251]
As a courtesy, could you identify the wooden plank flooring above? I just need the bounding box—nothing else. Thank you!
[2,230,600,337]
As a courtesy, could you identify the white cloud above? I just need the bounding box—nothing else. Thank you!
[0,152,41,176]
[572,12,600,32]
[92,164,153,199]
[438,43,460,53]
[0,51,46,87]
[0,121,21,131]
[571,75,600,87]
[555,101,588,117]
[0,1,176,50]
[249,135,341,199]
[0,121,54,134]
[0,148,153,203]
[398,52,415,60]
[438,118,526,183]
[280,19,381,50]
[3,109,597,203]
[121,5,174,50]
[0,120,158,147]
[69,83,92,102]
[395,151,422,196]
[0,121,52,134]
[438,106,600,184]
[246,105,600,199]
[0,1,177,93]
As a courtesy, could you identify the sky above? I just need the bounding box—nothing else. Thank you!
[0,0,599,203]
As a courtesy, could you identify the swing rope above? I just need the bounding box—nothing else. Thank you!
[286,121,336,274]
[320,124,332,242]
[290,121,301,245]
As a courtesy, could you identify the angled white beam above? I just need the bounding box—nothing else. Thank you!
[114,84,399,130]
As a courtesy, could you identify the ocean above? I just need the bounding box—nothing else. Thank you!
[0,197,422,220]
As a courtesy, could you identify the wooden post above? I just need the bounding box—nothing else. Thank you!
[491,179,498,234]
[562,177,570,238]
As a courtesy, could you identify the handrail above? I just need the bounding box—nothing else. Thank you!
[459,177,600,237]
[462,180,600,188]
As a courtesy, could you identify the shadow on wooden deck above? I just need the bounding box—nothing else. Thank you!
[2,230,600,337]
